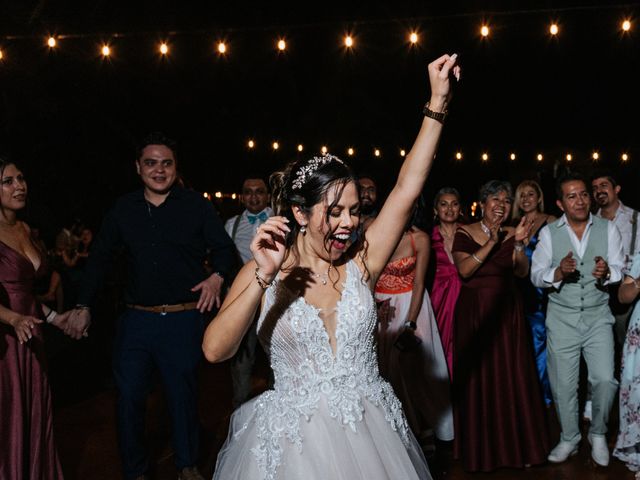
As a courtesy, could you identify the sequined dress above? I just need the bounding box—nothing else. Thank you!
[213,260,431,480]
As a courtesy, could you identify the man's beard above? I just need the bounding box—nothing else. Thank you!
[360,202,377,216]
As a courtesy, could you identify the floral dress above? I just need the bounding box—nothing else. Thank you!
[614,252,640,473]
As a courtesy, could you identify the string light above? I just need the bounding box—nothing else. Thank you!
[231,193,237,200]
[480,25,490,37]
[455,152,463,160]
[347,147,355,156]
[215,191,222,198]
[101,44,111,57]
[510,153,516,160]
[297,144,304,152]
[622,20,632,32]
[272,141,279,150]
[203,192,209,199]
[592,151,599,160]
[549,23,559,35]
[344,35,354,48]
[622,153,629,162]
[217,42,227,54]
[409,32,418,44]
[247,139,255,149]
[537,153,544,161]
[400,149,406,157]
[321,145,328,154]
[374,148,381,157]
[47,36,57,48]
[159,43,169,55]
[0,49,4,60]
[481,152,489,161]
[566,153,572,161]
[277,39,286,51]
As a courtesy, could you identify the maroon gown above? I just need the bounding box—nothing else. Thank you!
[0,241,64,479]
[452,232,549,472]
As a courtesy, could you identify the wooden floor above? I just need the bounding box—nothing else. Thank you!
[53,356,638,480]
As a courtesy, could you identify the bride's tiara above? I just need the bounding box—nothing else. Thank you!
[291,154,344,190]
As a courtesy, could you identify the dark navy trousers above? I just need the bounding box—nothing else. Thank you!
[112,308,204,479]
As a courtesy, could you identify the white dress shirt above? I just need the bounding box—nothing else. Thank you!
[531,214,624,289]
[596,201,640,275]
[225,207,273,264]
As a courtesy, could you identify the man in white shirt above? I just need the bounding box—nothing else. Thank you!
[531,172,623,467]
[592,172,640,344]
[224,177,272,406]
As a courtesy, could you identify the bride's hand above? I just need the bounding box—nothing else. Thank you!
[427,53,460,111]
[250,216,290,281]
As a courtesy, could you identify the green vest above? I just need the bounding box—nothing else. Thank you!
[548,215,609,312]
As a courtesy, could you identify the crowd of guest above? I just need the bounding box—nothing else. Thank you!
[3,129,640,479]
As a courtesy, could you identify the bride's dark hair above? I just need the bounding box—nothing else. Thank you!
[270,155,367,275]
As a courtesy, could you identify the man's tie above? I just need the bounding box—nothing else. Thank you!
[247,211,269,224]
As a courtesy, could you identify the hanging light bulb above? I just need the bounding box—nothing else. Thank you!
[159,43,169,55]
[455,152,462,160]
[217,42,227,54]
[481,152,489,161]
[549,23,559,35]
[480,25,490,37]
[537,153,544,161]
[622,153,629,162]
[400,149,406,157]
[566,153,573,162]
[347,147,355,156]
[592,152,600,160]
[272,141,279,150]
[277,39,286,51]
[47,36,57,48]
[297,144,304,152]
[409,32,418,44]
[622,20,632,32]
[510,153,516,160]
[247,139,255,149]
[374,149,381,157]
[344,35,354,48]
[101,44,111,57]
[321,146,328,154]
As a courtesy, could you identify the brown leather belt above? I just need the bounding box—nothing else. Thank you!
[126,302,199,315]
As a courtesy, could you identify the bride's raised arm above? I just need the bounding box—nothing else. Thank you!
[364,53,459,280]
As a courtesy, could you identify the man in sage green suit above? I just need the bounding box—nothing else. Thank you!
[531,172,624,467]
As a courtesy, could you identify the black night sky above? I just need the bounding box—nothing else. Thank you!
[1,0,639,239]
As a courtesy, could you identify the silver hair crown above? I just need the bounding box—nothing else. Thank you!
[291,154,344,190]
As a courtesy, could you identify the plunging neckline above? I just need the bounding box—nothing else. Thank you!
[0,238,41,272]
[280,261,352,359]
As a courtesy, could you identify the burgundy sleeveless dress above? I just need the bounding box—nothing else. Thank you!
[452,232,549,472]
[0,241,64,479]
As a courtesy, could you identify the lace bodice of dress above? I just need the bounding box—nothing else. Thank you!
[246,259,410,479]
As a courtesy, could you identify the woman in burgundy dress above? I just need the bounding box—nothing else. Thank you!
[0,158,68,479]
[452,180,549,472]
[430,187,462,379]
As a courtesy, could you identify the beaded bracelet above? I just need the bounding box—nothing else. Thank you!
[254,268,273,290]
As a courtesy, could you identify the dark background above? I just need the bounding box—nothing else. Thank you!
[1,0,639,239]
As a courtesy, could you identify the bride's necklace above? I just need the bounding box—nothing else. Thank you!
[307,265,332,285]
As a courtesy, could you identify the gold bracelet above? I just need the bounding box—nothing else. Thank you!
[254,268,273,290]
[471,253,483,264]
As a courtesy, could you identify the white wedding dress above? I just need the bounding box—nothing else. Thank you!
[214,260,432,480]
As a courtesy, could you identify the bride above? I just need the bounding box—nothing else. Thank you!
[203,53,460,480]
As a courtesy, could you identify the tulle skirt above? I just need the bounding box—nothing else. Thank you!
[214,394,432,480]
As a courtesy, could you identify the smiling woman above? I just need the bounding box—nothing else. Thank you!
[202,53,460,479]
[0,157,69,479]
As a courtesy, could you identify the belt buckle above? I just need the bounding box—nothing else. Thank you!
[160,304,168,316]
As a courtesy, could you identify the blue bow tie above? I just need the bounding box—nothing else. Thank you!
[247,211,268,224]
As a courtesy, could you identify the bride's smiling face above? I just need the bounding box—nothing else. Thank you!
[299,181,361,262]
